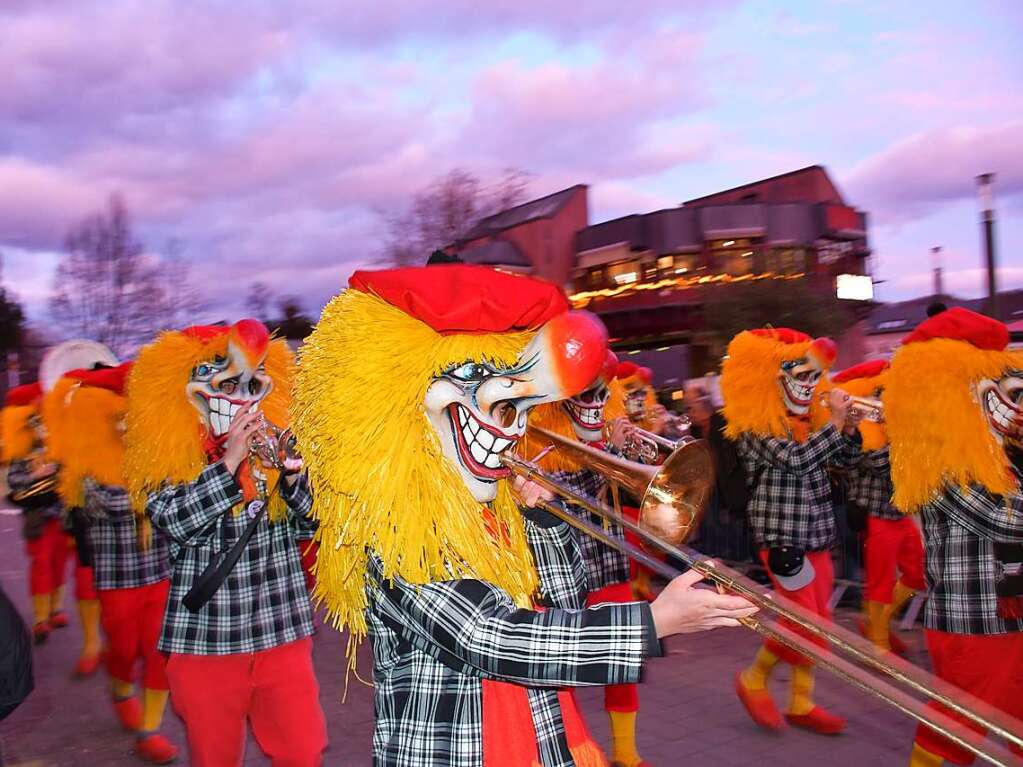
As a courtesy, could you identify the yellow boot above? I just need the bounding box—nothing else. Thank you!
[74,599,103,677]
[608,711,643,767]
[909,742,944,766]
[865,600,892,652]
[784,665,846,734]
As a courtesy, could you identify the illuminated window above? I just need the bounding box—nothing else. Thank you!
[657,255,674,270]
[607,260,640,285]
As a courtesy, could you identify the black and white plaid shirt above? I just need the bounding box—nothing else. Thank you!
[549,467,630,591]
[366,507,660,767]
[82,479,170,591]
[845,446,902,521]
[147,461,317,655]
[7,459,63,521]
[739,424,862,551]
[921,483,1023,636]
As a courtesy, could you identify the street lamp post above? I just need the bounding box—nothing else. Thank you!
[976,173,998,320]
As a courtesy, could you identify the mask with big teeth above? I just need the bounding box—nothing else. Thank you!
[779,356,823,416]
[561,352,619,442]
[424,311,608,503]
[977,370,1023,447]
[186,320,274,437]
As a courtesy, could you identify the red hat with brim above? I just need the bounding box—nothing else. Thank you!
[903,307,1008,351]
[77,362,134,396]
[4,382,43,407]
[349,265,569,335]
[833,359,888,383]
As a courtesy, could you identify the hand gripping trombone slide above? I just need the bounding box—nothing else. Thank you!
[502,426,1023,767]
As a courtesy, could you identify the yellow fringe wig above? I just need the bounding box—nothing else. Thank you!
[886,339,1023,512]
[292,289,542,659]
[124,328,295,522]
[1,405,37,462]
[60,386,128,508]
[721,330,818,440]
[517,380,627,473]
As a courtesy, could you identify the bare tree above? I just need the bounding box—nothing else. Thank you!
[245,281,275,321]
[381,168,532,266]
[49,195,203,354]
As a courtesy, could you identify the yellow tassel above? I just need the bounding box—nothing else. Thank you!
[568,739,610,767]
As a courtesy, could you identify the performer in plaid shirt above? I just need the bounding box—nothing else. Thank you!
[519,352,658,767]
[830,361,924,656]
[723,327,862,736]
[56,363,178,763]
[124,320,326,767]
[3,382,70,644]
[886,308,1023,767]
[294,265,756,767]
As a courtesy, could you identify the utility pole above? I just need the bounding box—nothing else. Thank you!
[931,246,943,297]
[976,173,999,320]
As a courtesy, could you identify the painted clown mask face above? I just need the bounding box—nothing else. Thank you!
[779,355,825,416]
[186,321,273,437]
[977,369,1023,446]
[562,376,611,442]
[623,382,649,423]
[424,312,607,503]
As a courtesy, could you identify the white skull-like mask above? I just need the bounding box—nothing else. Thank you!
[562,378,611,443]
[778,356,825,416]
[186,320,274,437]
[424,312,608,503]
[977,369,1023,446]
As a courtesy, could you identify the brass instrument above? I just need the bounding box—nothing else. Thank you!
[503,427,1023,766]
[615,420,693,465]
[819,392,885,423]
[249,419,300,471]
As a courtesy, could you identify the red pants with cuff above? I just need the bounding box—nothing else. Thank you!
[166,637,327,767]
[585,581,639,712]
[758,549,834,666]
[25,519,68,597]
[864,516,925,603]
[75,559,97,601]
[915,630,1023,765]
[98,580,170,689]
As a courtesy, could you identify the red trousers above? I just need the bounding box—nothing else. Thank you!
[864,516,925,603]
[25,519,68,597]
[165,637,327,767]
[98,580,170,690]
[915,631,1023,765]
[758,549,834,666]
[75,559,97,601]
[297,539,318,592]
[585,582,639,712]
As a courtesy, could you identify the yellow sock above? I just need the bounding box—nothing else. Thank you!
[866,600,892,651]
[788,664,815,716]
[78,599,102,656]
[141,689,169,734]
[112,678,134,700]
[740,647,779,691]
[631,570,651,599]
[50,585,66,615]
[909,742,944,766]
[608,710,641,767]
[891,581,916,617]
[32,594,50,625]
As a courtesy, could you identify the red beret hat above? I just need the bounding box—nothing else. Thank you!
[183,325,230,342]
[349,265,569,335]
[615,361,639,379]
[4,382,42,407]
[77,362,134,396]
[637,366,653,384]
[903,307,1008,351]
[832,359,889,383]
[750,327,811,344]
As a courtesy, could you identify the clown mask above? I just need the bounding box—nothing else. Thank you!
[778,339,836,417]
[977,369,1023,447]
[186,320,274,437]
[424,312,607,502]
[562,352,619,443]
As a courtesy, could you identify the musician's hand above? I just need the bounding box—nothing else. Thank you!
[281,457,303,480]
[605,418,635,450]
[222,403,260,475]
[511,475,554,508]
[827,387,852,431]
[650,568,758,638]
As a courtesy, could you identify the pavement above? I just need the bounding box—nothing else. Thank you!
[0,506,920,766]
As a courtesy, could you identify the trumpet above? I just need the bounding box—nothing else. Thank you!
[818,392,885,423]
[503,426,1023,766]
[614,421,693,465]
[249,419,301,471]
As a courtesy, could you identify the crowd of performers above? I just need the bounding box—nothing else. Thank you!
[2,261,1022,767]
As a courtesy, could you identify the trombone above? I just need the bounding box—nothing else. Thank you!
[502,426,1023,766]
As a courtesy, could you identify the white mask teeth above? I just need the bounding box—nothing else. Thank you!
[456,404,518,471]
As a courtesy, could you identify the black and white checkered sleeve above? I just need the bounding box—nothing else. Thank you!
[743,424,845,475]
[279,473,316,530]
[6,460,32,491]
[938,485,1023,544]
[522,509,587,609]
[83,478,133,518]
[856,445,890,475]
[368,556,654,688]
[146,461,242,545]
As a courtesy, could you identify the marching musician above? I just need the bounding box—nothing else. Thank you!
[59,363,178,763]
[886,308,1023,766]
[723,327,862,735]
[123,320,327,767]
[3,383,70,644]
[293,265,758,767]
